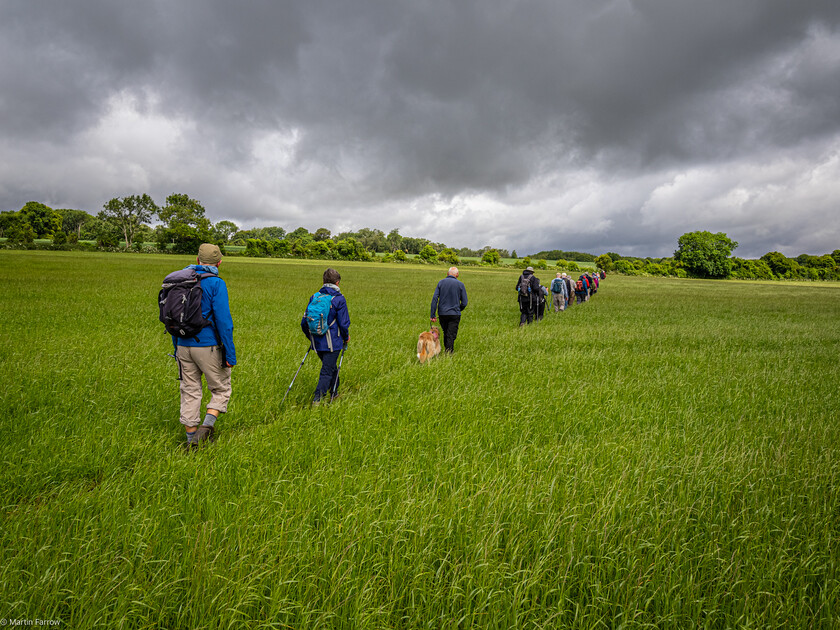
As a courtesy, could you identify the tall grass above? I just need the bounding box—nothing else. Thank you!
[0,251,838,628]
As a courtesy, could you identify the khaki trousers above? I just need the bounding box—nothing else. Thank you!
[552,293,565,312]
[176,345,232,427]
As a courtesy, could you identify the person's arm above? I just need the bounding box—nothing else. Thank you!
[211,280,236,366]
[430,283,441,320]
[335,295,351,342]
[460,283,468,311]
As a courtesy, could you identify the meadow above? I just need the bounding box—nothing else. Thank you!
[0,250,838,629]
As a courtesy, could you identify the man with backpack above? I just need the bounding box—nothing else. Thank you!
[430,266,468,353]
[561,273,574,309]
[301,268,350,405]
[550,272,568,312]
[515,266,540,325]
[161,243,236,448]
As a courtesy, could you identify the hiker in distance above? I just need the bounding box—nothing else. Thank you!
[430,266,468,353]
[301,268,350,405]
[165,243,236,448]
[515,266,540,326]
[550,272,569,313]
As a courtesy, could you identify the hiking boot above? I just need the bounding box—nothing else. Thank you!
[193,425,216,445]
[311,398,322,407]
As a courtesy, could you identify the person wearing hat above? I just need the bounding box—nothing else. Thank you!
[174,243,237,447]
[515,266,540,326]
[561,272,574,309]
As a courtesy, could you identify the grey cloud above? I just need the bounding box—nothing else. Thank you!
[1,0,839,257]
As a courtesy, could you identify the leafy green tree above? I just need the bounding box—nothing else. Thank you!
[481,249,501,265]
[0,211,21,238]
[418,244,438,263]
[760,251,795,277]
[555,258,568,269]
[438,248,460,264]
[313,228,331,242]
[89,216,121,247]
[674,231,738,278]
[387,229,403,252]
[2,212,36,244]
[536,259,548,270]
[101,194,158,248]
[156,193,213,254]
[287,226,311,240]
[57,209,94,240]
[595,254,614,271]
[394,249,407,262]
[213,220,239,243]
[53,230,68,245]
[20,201,62,238]
[511,250,517,259]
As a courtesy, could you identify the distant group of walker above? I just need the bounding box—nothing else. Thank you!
[514,265,604,325]
[158,244,605,449]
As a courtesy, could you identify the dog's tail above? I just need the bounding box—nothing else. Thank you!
[417,337,429,364]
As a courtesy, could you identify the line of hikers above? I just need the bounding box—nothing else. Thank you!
[515,265,604,325]
[159,245,602,448]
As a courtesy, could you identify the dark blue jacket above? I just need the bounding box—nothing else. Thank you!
[301,284,350,351]
[175,265,237,366]
[431,275,468,318]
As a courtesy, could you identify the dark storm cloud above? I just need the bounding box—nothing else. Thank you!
[1,0,839,256]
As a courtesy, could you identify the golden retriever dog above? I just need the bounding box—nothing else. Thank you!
[416,326,441,364]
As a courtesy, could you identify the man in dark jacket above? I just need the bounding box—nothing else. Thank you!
[515,266,540,325]
[174,243,237,447]
[430,266,468,353]
[301,268,351,404]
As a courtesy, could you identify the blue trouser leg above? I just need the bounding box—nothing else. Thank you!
[314,349,341,401]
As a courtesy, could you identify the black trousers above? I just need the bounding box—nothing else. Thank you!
[438,314,461,352]
[519,297,534,325]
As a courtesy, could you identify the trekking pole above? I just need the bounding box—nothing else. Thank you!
[330,345,347,402]
[281,345,312,405]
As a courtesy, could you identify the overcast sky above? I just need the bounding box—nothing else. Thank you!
[2,1,839,257]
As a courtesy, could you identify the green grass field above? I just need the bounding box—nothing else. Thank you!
[1,250,838,629]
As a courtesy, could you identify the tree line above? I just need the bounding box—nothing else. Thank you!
[1,199,839,280]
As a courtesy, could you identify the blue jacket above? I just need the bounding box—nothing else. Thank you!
[301,284,350,352]
[431,275,468,318]
[175,265,237,366]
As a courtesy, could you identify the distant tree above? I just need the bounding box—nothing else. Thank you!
[760,251,796,277]
[674,231,738,278]
[511,250,517,259]
[595,254,614,271]
[0,211,22,238]
[2,212,36,244]
[53,230,67,245]
[57,209,94,240]
[418,244,438,263]
[287,226,311,240]
[156,193,213,254]
[20,201,62,238]
[438,248,460,264]
[386,228,403,252]
[101,194,158,248]
[481,249,501,265]
[314,227,331,242]
[213,220,239,243]
[393,249,407,262]
[555,258,568,269]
